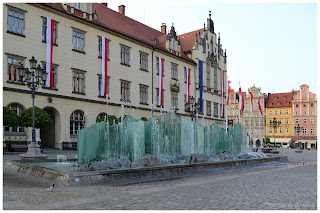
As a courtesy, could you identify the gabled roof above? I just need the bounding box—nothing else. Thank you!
[267,92,293,108]
[44,3,195,64]
[180,28,204,52]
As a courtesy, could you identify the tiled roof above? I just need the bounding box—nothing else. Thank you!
[180,28,204,52]
[267,92,293,108]
[44,3,195,63]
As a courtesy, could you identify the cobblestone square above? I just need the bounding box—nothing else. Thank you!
[3,148,317,210]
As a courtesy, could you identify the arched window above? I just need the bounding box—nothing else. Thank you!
[70,110,84,136]
[96,113,107,122]
[5,103,25,134]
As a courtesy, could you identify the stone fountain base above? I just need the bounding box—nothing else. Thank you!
[5,155,288,186]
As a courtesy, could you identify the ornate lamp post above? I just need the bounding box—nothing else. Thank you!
[294,124,303,149]
[184,96,200,121]
[18,56,49,160]
[269,117,281,147]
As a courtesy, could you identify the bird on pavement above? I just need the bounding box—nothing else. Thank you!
[46,184,55,192]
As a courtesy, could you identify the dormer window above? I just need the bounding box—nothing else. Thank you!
[172,39,175,50]
[75,3,81,10]
[274,96,278,99]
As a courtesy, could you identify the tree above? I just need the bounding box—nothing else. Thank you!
[96,115,119,125]
[19,106,52,128]
[265,137,271,144]
[3,106,19,127]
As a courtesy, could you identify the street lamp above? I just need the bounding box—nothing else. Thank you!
[184,96,200,121]
[294,124,303,149]
[269,117,281,147]
[18,56,48,160]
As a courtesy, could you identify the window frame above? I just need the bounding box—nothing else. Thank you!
[120,44,131,66]
[139,84,148,105]
[98,36,111,59]
[98,74,110,98]
[7,5,26,36]
[120,80,131,102]
[41,61,58,90]
[4,103,26,134]
[7,54,25,84]
[72,68,86,94]
[70,110,84,136]
[171,92,178,109]
[139,51,148,71]
[171,62,178,80]
[206,100,212,116]
[72,27,86,53]
[42,17,57,44]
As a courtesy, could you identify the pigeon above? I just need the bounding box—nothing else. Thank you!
[46,184,55,192]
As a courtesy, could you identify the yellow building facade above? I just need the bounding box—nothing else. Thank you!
[266,92,293,147]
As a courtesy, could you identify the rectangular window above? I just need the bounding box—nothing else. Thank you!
[303,94,306,98]
[98,75,109,97]
[156,57,164,76]
[42,18,57,44]
[269,111,272,115]
[156,88,164,106]
[280,128,283,133]
[98,37,110,58]
[72,28,85,52]
[295,128,300,134]
[72,69,85,94]
[213,67,217,90]
[120,45,130,65]
[206,63,210,88]
[303,103,306,107]
[285,110,288,115]
[310,129,314,134]
[206,101,211,116]
[311,111,314,115]
[275,110,278,115]
[302,128,306,134]
[42,62,58,89]
[269,128,272,133]
[171,92,178,109]
[311,119,314,124]
[285,128,289,134]
[140,52,148,71]
[7,55,24,83]
[303,111,306,115]
[213,102,218,117]
[280,110,283,115]
[140,85,148,104]
[120,80,130,101]
[296,111,299,115]
[295,119,299,124]
[303,119,307,124]
[171,63,178,80]
[285,119,289,124]
[311,103,314,107]
[7,6,25,35]
[275,128,278,134]
[4,104,25,134]
[279,119,283,124]
[75,3,81,10]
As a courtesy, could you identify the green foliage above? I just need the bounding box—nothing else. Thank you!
[3,106,19,127]
[19,106,52,128]
[118,115,127,123]
[141,117,148,121]
[96,115,119,125]
[265,137,271,144]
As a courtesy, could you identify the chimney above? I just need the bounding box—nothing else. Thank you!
[101,3,108,7]
[161,23,167,34]
[118,5,125,15]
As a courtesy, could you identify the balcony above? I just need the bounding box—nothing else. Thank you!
[170,79,180,93]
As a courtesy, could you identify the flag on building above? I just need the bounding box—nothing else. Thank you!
[258,93,263,116]
[239,87,244,111]
[158,57,164,106]
[226,80,231,106]
[186,67,190,103]
[221,69,225,117]
[45,17,55,88]
[249,90,254,113]
[199,61,203,113]
[100,36,108,97]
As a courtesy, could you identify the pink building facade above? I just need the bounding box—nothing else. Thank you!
[292,84,317,149]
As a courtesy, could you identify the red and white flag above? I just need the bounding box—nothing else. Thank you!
[100,36,108,97]
[249,90,254,113]
[158,57,164,106]
[186,67,190,103]
[258,93,263,116]
[239,87,244,111]
[221,69,224,117]
[226,80,231,106]
[45,17,55,87]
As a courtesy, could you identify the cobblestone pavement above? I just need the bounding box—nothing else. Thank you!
[3,148,317,210]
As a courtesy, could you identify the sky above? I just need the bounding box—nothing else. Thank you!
[107,0,318,95]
